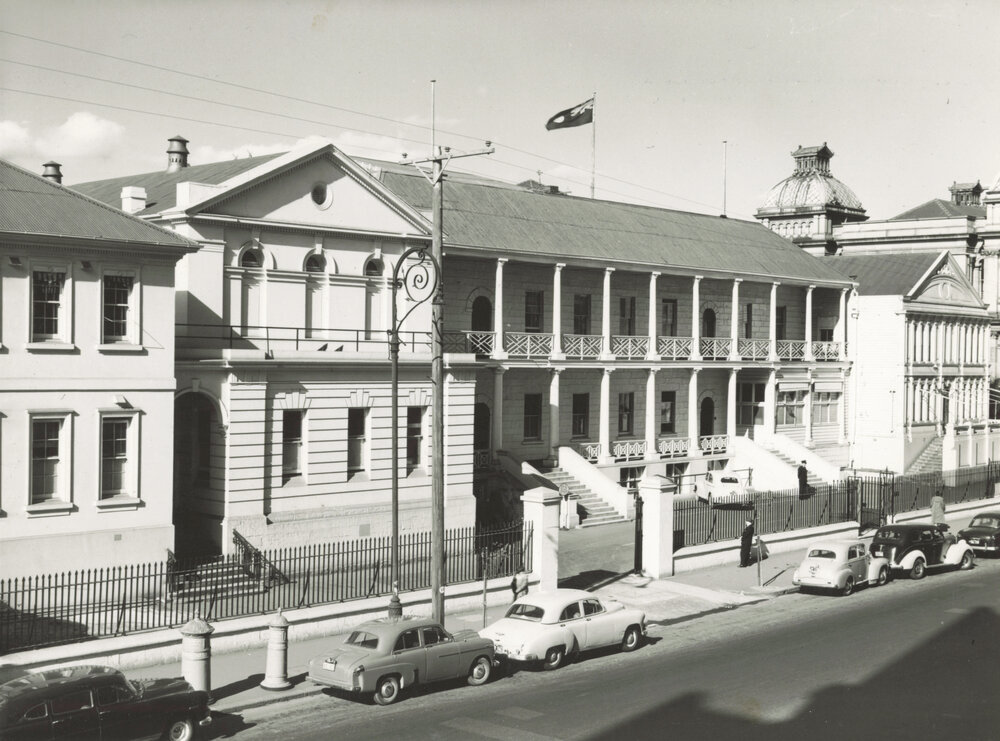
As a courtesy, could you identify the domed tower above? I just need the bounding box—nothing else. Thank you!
[756,143,867,255]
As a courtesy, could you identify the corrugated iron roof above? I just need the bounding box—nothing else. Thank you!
[825,252,939,295]
[0,158,198,250]
[890,198,985,221]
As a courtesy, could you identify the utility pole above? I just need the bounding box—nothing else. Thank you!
[401,83,494,625]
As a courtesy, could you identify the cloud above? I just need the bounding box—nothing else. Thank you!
[0,113,124,164]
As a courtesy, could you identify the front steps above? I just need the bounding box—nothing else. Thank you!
[536,466,628,527]
[906,436,943,476]
[766,449,827,490]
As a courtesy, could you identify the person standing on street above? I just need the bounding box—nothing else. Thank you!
[739,519,755,567]
[931,490,946,527]
[798,460,809,498]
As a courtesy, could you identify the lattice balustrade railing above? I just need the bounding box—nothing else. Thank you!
[505,332,554,358]
[563,334,604,359]
[812,341,841,360]
[611,335,649,359]
[777,340,805,360]
[700,338,732,360]
[612,439,646,460]
[658,336,693,359]
[657,436,690,458]
[443,331,496,354]
[738,338,770,360]
[699,434,729,454]
[577,442,602,461]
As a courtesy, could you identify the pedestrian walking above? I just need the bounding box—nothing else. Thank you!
[931,490,946,527]
[798,460,809,498]
[739,519,755,567]
[510,571,528,601]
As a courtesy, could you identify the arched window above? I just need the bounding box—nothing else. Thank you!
[240,250,262,268]
[305,254,326,273]
[364,258,384,277]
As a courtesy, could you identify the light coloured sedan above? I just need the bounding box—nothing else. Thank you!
[792,539,891,596]
[479,588,646,670]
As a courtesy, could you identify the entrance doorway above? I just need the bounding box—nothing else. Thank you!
[702,309,716,337]
[700,397,715,438]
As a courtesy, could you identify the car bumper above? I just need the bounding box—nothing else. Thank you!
[307,670,360,693]
[967,543,999,552]
[792,574,841,589]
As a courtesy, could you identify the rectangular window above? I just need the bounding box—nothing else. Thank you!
[618,392,635,435]
[776,390,805,425]
[523,393,542,441]
[282,410,304,483]
[347,408,366,474]
[737,382,766,427]
[660,299,677,336]
[659,391,676,434]
[776,306,787,341]
[619,296,636,335]
[619,466,644,496]
[103,275,134,343]
[32,271,65,341]
[31,418,63,503]
[573,294,592,335]
[406,407,424,472]
[525,291,544,333]
[744,303,753,339]
[819,327,834,342]
[813,392,841,424]
[571,393,590,438]
[101,417,130,498]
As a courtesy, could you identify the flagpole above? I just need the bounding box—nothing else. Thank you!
[591,91,597,199]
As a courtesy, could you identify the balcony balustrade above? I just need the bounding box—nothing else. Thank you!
[611,335,649,359]
[700,337,731,360]
[777,340,806,360]
[657,435,690,458]
[505,332,554,358]
[657,336,693,360]
[577,441,603,462]
[563,334,604,359]
[175,323,430,354]
[611,439,646,461]
[699,434,729,454]
[738,338,770,360]
[443,330,495,355]
[812,341,841,360]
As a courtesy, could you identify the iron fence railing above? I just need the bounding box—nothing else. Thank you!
[176,323,430,354]
[0,521,531,655]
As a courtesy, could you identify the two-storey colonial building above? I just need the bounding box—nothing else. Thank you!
[0,159,198,576]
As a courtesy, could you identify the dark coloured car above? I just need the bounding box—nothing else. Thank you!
[0,664,212,740]
[958,511,1000,555]
[869,523,975,579]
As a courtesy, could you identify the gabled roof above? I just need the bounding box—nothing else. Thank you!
[890,199,985,221]
[0,158,198,252]
[72,154,282,216]
[362,160,854,285]
[826,252,940,296]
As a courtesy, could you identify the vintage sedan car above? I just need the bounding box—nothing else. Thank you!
[479,588,646,670]
[869,523,975,579]
[307,616,496,706]
[792,539,891,595]
[0,664,212,741]
[958,511,1000,555]
[696,471,756,509]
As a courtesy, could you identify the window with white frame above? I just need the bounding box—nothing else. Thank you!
[347,408,367,476]
[31,270,66,342]
[813,392,841,424]
[524,291,544,333]
[618,392,635,435]
[619,296,636,335]
[30,414,70,504]
[659,391,676,434]
[737,382,766,427]
[406,406,425,473]
[523,393,542,441]
[282,410,304,484]
[571,393,589,438]
[100,416,131,498]
[776,390,805,425]
[102,274,136,344]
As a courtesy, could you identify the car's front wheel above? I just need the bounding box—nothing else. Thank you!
[542,646,565,671]
[959,551,975,570]
[876,567,889,586]
[841,576,855,596]
[621,625,643,652]
[911,557,926,580]
[467,655,492,686]
[373,675,401,706]
[163,718,195,741]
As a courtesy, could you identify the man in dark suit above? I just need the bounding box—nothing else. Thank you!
[798,460,809,498]
[739,519,755,567]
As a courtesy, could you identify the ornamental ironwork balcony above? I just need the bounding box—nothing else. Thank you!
[505,332,554,358]
[611,335,649,359]
[700,337,732,360]
[738,338,770,360]
[563,334,604,359]
[777,340,806,360]
[657,336,693,360]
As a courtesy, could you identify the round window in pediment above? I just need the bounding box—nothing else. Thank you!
[311,182,332,209]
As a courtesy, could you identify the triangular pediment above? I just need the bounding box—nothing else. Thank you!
[907,252,987,314]
[187,145,430,237]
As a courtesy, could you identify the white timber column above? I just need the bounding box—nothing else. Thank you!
[548,368,561,463]
[645,367,659,459]
[601,267,615,360]
[727,368,738,441]
[688,368,701,452]
[492,367,505,454]
[729,278,742,361]
[492,258,508,359]
[764,369,778,438]
[769,281,780,361]
[804,375,814,447]
[905,319,914,366]
[838,288,849,360]
[906,377,915,429]
[646,272,660,360]
[838,371,847,444]
[551,263,565,360]
[599,368,612,462]
[690,275,703,361]
[804,285,815,361]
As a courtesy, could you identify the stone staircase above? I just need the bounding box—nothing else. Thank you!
[167,557,270,602]
[536,466,628,527]
[766,449,827,490]
[905,436,943,476]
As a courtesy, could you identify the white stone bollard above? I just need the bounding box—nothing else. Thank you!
[260,609,291,691]
[180,616,214,700]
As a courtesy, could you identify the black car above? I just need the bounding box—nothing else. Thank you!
[0,664,212,740]
[869,523,976,579]
[958,511,1000,555]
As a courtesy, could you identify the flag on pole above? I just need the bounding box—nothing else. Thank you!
[545,98,594,130]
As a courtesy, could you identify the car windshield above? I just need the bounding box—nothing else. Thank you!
[970,516,1000,528]
[344,630,380,649]
[505,603,545,621]
[807,549,836,559]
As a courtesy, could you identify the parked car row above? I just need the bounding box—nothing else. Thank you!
[793,514,992,596]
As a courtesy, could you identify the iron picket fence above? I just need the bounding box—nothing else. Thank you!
[0,521,531,655]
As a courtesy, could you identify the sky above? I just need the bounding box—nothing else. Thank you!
[2,0,999,222]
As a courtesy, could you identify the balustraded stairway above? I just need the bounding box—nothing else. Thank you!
[535,466,630,527]
[905,437,943,476]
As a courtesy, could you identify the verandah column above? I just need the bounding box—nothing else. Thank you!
[804,285,815,361]
[838,288,849,361]
[492,258,508,359]
[551,264,565,360]
[646,272,660,360]
[727,368,738,441]
[690,275,702,361]
[688,368,700,452]
[601,267,615,361]
[645,367,658,459]
[492,367,505,455]
[729,278,741,361]
[548,368,561,463]
[599,368,612,463]
[769,281,780,362]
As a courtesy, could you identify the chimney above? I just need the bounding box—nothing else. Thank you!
[166,135,190,173]
[42,161,63,184]
[121,186,148,214]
